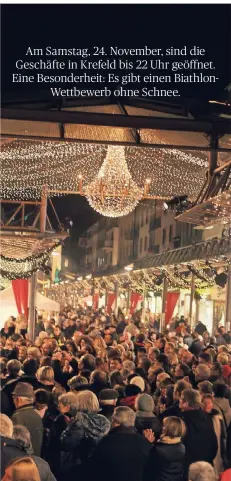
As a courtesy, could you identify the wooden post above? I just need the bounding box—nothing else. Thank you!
[40,186,48,233]
[225,266,231,332]
[189,273,195,328]
[126,287,131,314]
[28,187,48,340]
[114,282,118,315]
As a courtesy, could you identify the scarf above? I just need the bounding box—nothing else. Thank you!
[159,435,181,444]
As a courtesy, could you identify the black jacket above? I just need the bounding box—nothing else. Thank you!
[60,412,110,478]
[87,425,152,481]
[145,440,185,481]
[195,322,207,335]
[135,412,162,439]
[99,404,115,422]
[179,408,218,470]
[159,401,181,420]
[89,381,111,398]
[1,437,56,481]
[44,414,70,480]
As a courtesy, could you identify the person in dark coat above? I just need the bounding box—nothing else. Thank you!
[11,382,44,457]
[0,414,56,481]
[60,390,110,481]
[160,380,191,420]
[87,406,152,481]
[89,369,110,398]
[145,416,186,481]
[135,393,161,439]
[119,384,141,410]
[99,388,119,422]
[179,389,218,474]
[195,321,207,336]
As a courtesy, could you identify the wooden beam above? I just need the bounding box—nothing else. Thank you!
[1,133,231,152]
[2,108,231,134]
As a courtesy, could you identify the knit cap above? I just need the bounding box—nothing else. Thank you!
[130,375,145,393]
[136,393,154,413]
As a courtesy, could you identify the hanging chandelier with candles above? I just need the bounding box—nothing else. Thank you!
[84,146,143,217]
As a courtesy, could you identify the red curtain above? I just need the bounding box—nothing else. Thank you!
[93,293,99,310]
[12,279,29,319]
[165,292,179,325]
[107,293,116,314]
[130,292,142,314]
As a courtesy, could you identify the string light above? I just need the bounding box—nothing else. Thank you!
[0,242,61,279]
[1,140,207,202]
[84,146,143,217]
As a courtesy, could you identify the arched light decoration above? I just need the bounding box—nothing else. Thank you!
[84,146,143,217]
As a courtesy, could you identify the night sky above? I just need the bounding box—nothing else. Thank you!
[1,4,230,238]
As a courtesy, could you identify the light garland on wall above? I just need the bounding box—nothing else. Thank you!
[84,146,143,217]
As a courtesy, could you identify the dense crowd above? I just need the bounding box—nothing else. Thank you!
[0,307,231,481]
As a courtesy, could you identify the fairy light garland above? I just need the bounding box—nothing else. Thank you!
[1,140,207,203]
[1,242,61,279]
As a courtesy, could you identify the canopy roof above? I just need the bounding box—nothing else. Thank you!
[1,98,231,202]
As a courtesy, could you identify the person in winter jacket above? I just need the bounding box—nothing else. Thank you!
[179,389,218,475]
[213,383,231,428]
[99,388,119,422]
[119,383,141,410]
[195,321,207,336]
[145,416,186,481]
[11,383,43,457]
[60,390,110,481]
[201,394,228,476]
[87,406,152,481]
[0,414,56,481]
[135,393,161,439]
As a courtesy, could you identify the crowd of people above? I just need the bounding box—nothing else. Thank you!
[0,307,231,481]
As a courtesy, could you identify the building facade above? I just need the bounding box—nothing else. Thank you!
[79,201,203,273]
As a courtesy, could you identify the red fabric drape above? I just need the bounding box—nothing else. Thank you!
[130,292,142,314]
[12,279,29,318]
[107,293,116,314]
[20,279,29,320]
[93,293,99,310]
[165,292,180,325]
[12,280,22,314]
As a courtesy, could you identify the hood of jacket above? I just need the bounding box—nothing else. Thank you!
[74,412,110,440]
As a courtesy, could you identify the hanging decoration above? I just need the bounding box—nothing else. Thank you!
[84,146,143,217]
[1,140,207,202]
[0,241,61,280]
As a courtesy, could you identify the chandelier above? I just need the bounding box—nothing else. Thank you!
[84,146,143,217]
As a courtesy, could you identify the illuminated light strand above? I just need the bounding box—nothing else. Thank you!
[1,140,207,202]
[84,146,143,217]
[0,242,61,279]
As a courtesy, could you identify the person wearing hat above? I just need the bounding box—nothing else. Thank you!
[99,389,119,422]
[11,382,43,457]
[135,394,162,439]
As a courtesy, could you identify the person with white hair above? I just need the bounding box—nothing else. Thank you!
[0,414,56,481]
[188,461,216,481]
[87,406,152,481]
[59,390,110,480]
